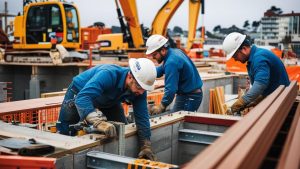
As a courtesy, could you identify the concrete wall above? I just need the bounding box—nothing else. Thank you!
[0,65,82,100]
[55,119,230,168]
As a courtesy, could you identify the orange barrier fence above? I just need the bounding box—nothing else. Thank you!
[226,58,300,85]
[0,155,56,169]
[0,92,164,130]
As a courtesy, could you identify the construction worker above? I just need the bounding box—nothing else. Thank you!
[222,32,290,114]
[56,58,157,160]
[145,34,203,114]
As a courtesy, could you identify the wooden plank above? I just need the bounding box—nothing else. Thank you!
[0,121,98,153]
[183,85,285,169]
[209,89,214,113]
[277,102,300,169]
[0,96,64,115]
[218,82,298,169]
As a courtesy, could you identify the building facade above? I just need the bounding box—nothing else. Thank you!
[255,11,300,56]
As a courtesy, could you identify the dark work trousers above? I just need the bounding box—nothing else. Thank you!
[171,90,203,113]
[56,83,128,135]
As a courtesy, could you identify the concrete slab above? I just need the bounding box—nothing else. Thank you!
[103,139,119,155]
[124,135,139,158]
[55,154,74,169]
[151,125,172,153]
[171,122,181,165]
[73,146,103,169]
[177,141,207,165]
[156,147,172,164]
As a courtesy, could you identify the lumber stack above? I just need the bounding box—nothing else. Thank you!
[209,86,228,114]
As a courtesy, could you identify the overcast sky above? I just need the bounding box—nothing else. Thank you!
[1,0,300,32]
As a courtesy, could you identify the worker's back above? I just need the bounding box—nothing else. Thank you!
[247,46,290,96]
[163,48,203,94]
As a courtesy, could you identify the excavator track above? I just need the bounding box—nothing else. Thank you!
[4,50,53,63]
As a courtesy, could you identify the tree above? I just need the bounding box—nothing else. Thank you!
[269,6,282,15]
[251,21,261,32]
[243,20,250,30]
[173,26,183,34]
[213,25,221,33]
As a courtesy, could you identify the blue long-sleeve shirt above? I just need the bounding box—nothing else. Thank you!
[157,48,203,107]
[246,45,290,97]
[72,64,151,139]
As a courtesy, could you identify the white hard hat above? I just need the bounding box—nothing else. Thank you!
[222,32,246,60]
[129,58,157,91]
[145,34,168,55]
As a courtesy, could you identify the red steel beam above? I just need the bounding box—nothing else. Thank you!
[183,85,285,169]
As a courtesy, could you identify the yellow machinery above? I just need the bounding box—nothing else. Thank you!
[97,0,203,54]
[5,0,84,63]
[150,0,203,51]
[97,0,145,54]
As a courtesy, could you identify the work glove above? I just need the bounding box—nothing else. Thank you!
[138,139,157,161]
[149,104,165,115]
[85,112,117,138]
[231,97,246,114]
[246,95,264,108]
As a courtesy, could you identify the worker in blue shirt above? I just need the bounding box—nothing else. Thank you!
[222,32,290,114]
[145,34,203,114]
[56,58,157,160]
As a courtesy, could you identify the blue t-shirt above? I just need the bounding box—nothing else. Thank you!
[157,48,203,106]
[247,45,290,96]
[73,64,151,139]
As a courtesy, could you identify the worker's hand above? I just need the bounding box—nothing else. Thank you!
[93,120,117,138]
[231,97,246,114]
[138,139,157,161]
[149,104,165,115]
[85,112,116,138]
[85,111,107,124]
[246,95,264,108]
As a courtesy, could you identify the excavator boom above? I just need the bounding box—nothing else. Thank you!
[118,0,144,49]
[186,0,202,50]
[150,0,184,36]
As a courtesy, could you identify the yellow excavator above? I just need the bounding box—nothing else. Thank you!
[4,0,87,63]
[96,0,145,55]
[97,0,204,55]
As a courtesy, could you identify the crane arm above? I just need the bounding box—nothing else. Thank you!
[150,0,184,36]
[186,0,202,51]
[119,0,144,48]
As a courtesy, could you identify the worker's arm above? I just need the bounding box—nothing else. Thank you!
[231,60,270,113]
[132,92,151,140]
[160,62,179,107]
[132,92,156,160]
[242,81,267,104]
[75,70,115,120]
[156,65,164,78]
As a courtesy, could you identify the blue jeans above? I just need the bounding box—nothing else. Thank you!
[171,91,203,113]
[56,82,79,135]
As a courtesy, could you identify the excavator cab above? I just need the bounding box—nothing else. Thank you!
[5,1,84,63]
[13,1,80,50]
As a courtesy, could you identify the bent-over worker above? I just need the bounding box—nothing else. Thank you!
[222,32,290,113]
[56,58,157,160]
[145,34,203,114]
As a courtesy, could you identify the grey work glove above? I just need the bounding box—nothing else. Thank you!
[149,104,165,115]
[231,97,247,114]
[85,112,117,138]
[138,139,157,161]
[246,95,265,108]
